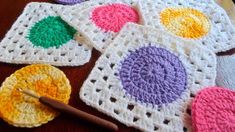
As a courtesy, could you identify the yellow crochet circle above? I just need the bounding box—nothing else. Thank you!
[0,64,71,127]
[160,7,210,39]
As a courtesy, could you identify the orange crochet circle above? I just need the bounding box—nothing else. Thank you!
[160,7,210,39]
[0,64,71,127]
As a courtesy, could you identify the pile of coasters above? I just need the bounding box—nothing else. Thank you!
[0,0,234,131]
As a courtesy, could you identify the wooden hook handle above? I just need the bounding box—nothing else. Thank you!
[39,96,118,131]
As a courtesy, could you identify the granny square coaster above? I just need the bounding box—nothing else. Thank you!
[60,0,140,52]
[55,0,87,5]
[0,64,71,127]
[192,87,235,132]
[137,0,235,53]
[216,55,235,90]
[0,2,91,66]
[80,23,216,131]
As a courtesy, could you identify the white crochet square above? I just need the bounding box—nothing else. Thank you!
[60,0,139,52]
[0,2,91,66]
[137,0,235,53]
[80,23,216,131]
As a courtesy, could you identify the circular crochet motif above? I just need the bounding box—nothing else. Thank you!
[0,64,71,127]
[119,46,187,106]
[192,87,235,132]
[91,3,139,32]
[28,16,76,48]
[55,0,86,5]
[160,7,210,39]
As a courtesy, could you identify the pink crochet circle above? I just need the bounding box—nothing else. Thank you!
[192,87,235,132]
[91,3,139,32]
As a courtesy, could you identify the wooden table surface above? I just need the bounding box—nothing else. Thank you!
[0,0,234,132]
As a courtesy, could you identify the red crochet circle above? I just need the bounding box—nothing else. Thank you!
[192,87,235,132]
[91,3,139,32]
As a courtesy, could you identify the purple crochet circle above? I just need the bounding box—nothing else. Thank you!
[55,0,86,5]
[119,46,187,106]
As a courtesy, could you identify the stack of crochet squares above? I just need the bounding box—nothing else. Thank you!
[0,0,235,131]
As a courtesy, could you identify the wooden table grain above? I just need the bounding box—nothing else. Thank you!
[0,0,234,132]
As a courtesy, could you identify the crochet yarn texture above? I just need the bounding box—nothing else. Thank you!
[55,0,86,5]
[0,2,91,66]
[192,87,235,132]
[0,64,71,127]
[60,0,139,52]
[160,7,210,39]
[119,46,187,105]
[216,0,235,25]
[137,0,235,53]
[216,55,235,90]
[91,3,139,32]
[28,16,76,48]
[80,23,216,131]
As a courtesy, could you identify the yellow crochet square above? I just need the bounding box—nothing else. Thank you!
[160,7,210,39]
[0,64,71,127]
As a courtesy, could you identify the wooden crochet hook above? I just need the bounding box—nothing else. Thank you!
[16,88,119,131]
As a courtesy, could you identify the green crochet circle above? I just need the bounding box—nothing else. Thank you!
[28,16,76,48]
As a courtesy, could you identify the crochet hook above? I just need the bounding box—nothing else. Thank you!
[15,88,119,131]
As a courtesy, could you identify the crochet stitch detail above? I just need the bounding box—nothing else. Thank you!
[0,64,71,127]
[79,23,217,131]
[60,0,138,52]
[192,87,235,132]
[119,46,187,105]
[91,3,139,32]
[216,55,235,90]
[28,16,76,48]
[137,0,235,53]
[55,0,86,5]
[0,2,91,66]
[160,7,210,39]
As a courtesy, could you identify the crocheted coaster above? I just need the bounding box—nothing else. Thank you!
[137,0,235,53]
[60,0,139,52]
[192,87,235,132]
[80,23,216,131]
[0,64,71,127]
[55,0,86,5]
[216,55,235,90]
[0,2,91,66]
